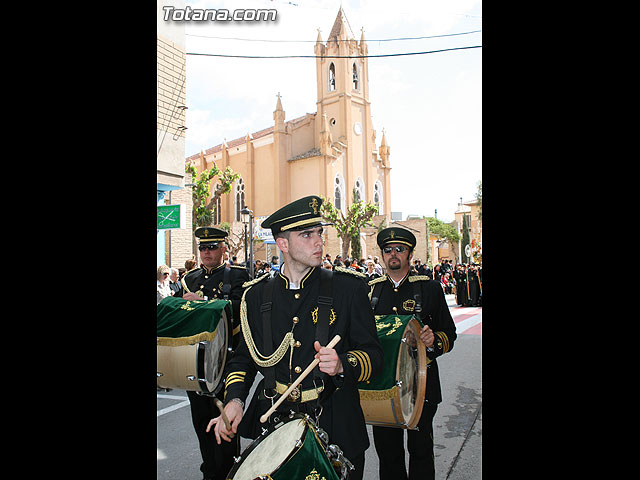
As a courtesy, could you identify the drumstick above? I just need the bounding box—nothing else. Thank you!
[259,334,341,424]
[213,397,235,439]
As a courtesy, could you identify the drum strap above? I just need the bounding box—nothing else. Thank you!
[412,280,423,314]
[261,278,277,396]
[315,268,332,346]
[370,281,384,313]
[221,266,231,300]
[312,268,333,414]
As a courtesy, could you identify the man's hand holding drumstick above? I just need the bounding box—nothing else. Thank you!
[206,398,243,445]
[420,324,434,348]
[206,335,343,443]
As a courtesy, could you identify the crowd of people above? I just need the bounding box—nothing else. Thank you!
[158,254,482,308]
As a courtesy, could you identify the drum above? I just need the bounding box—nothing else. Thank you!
[227,413,353,480]
[358,315,427,429]
[156,297,232,395]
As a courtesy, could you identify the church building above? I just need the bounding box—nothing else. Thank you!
[185,8,392,260]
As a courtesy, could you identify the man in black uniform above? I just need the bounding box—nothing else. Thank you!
[174,226,249,480]
[207,196,383,480]
[368,227,457,480]
[454,264,468,306]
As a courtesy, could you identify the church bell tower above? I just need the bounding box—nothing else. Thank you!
[314,8,384,210]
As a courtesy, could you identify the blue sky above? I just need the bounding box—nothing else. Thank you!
[179,0,482,222]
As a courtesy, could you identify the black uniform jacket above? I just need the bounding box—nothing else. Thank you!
[368,272,456,404]
[224,266,383,461]
[176,263,249,348]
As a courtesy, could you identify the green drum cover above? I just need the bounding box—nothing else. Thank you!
[358,314,419,391]
[157,296,229,339]
[271,425,340,480]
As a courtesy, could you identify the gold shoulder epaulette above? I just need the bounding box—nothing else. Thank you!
[368,275,387,286]
[242,272,270,289]
[335,266,366,278]
[408,275,431,282]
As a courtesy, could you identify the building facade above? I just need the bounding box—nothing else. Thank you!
[453,199,482,263]
[157,0,193,268]
[185,8,392,262]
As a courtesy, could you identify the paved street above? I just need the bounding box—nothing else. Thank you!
[157,294,481,479]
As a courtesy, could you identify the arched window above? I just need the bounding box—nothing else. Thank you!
[334,174,345,214]
[352,62,359,90]
[328,63,336,92]
[235,178,245,222]
[354,177,364,203]
[374,181,383,213]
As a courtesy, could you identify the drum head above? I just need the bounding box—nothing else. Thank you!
[229,416,307,480]
[198,303,230,394]
[396,318,427,429]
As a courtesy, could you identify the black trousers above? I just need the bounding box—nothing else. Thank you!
[348,452,365,480]
[187,390,239,479]
[372,403,438,480]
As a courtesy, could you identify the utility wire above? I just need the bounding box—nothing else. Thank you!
[186,29,481,43]
[186,45,481,59]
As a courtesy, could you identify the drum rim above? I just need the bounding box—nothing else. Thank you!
[396,317,427,429]
[196,301,232,395]
[226,413,313,480]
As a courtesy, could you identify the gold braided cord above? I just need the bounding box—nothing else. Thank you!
[240,286,295,367]
[358,386,398,401]
[157,330,217,346]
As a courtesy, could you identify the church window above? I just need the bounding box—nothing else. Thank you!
[374,181,383,213]
[354,177,364,202]
[334,174,345,214]
[328,63,336,92]
[235,178,245,222]
[352,62,359,90]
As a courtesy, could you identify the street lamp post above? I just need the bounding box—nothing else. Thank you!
[241,207,254,278]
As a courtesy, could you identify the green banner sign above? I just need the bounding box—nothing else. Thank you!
[157,204,184,230]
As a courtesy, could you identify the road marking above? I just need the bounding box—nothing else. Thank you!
[157,393,190,417]
[157,448,167,460]
[450,307,482,318]
[454,313,482,334]
[157,394,188,400]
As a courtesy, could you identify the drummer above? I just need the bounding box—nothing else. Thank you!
[174,226,249,480]
[207,195,383,480]
[368,227,457,480]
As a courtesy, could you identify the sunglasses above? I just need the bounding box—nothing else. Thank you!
[382,245,409,254]
[198,244,220,251]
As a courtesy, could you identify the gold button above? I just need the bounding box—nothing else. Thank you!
[204,275,209,279]
[294,366,302,374]
[294,341,301,347]
[393,288,398,292]
[294,293,300,299]
[392,306,398,312]
[292,316,299,324]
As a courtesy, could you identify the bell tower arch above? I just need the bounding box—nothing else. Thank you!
[314,8,376,207]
